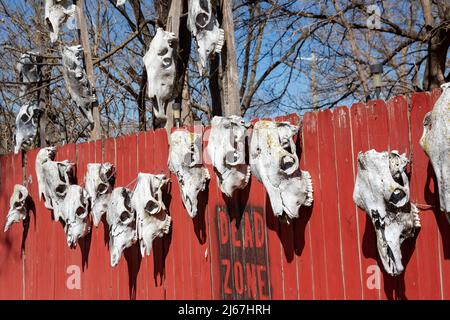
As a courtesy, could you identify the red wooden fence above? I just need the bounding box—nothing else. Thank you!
[0,90,448,300]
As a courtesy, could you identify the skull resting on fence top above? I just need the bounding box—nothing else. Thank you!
[85,163,115,227]
[207,115,250,197]
[420,82,450,222]
[353,149,420,276]
[250,120,313,222]
[107,187,137,267]
[169,130,210,218]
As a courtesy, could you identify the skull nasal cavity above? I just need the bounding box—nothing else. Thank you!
[389,189,406,205]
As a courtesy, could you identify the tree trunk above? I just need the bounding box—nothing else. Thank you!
[76,0,101,140]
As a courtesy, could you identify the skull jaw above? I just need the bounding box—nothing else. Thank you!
[4,209,26,232]
[139,214,172,256]
[66,222,90,248]
[217,165,250,198]
[110,229,137,267]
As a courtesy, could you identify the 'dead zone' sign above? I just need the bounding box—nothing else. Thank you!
[216,205,270,299]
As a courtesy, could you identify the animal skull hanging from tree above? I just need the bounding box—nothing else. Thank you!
[207,116,250,197]
[131,173,171,257]
[187,0,224,74]
[84,163,115,227]
[169,130,210,218]
[44,0,77,43]
[35,147,75,221]
[61,185,91,248]
[61,45,96,125]
[116,0,127,6]
[107,187,137,267]
[16,52,42,97]
[420,82,450,222]
[4,185,29,232]
[250,120,313,222]
[143,28,177,129]
[14,101,41,154]
[353,149,421,276]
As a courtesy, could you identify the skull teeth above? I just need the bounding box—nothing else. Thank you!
[215,28,225,54]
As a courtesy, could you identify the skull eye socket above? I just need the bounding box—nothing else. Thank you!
[21,113,30,123]
[120,211,131,222]
[389,189,407,205]
[145,200,160,215]
[76,206,87,218]
[195,12,209,28]
[55,184,67,197]
[97,183,108,195]
[158,48,168,56]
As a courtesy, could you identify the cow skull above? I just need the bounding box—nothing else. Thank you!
[4,184,29,232]
[420,82,450,222]
[107,187,137,267]
[187,0,224,74]
[207,116,250,197]
[44,0,77,43]
[250,120,313,222]
[62,185,90,248]
[35,147,75,221]
[143,28,177,129]
[353,149,421,276]
[169,130,210,218]
[85,163,115,227]
[15,101,41,154]
[131,173,171,257]
[61,45,96,125]
[16,52,42,97]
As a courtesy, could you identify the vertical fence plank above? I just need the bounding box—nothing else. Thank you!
[409,92,442,299]
[333,106,364,299]
[349,102,379,300]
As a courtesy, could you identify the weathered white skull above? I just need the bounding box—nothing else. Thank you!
[143,28,177,128]
[16,52,42,97]
[35,147,74,221]
[187,0,224,74]
[107,187,137,267]
[353,149,421,276]
[4,184,29,232]
[84,163,115,227]
[169,130,210,218]
[250,120,313,222]
[44,0,77,43]
[131,173,171,257]
[14,101,41,154]
[420,82,450,222]
[116,0,127,6]
[61,45,96,125]
[62,185,90,248]
[207,116,250,197]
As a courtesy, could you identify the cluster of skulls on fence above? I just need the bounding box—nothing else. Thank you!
[6,0,450,277]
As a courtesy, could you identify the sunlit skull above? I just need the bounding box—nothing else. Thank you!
[14,101,41,154]
[143,28,177,128]
[420,82,450,222]
[116,0,127,5]
[62,185,90,248]
[61,45,96,125]
[169,130,210,218]
[250,120,313,222]
[353,149,421,276]
[4,184,29,232]
[16,52,42,97]
[187,0,224,74]
[84,163,115,227]
[207,116,250,197]
[44,0,77,43]
[131,173,171,257]
[107,187,137,267]
[36,147,74,221]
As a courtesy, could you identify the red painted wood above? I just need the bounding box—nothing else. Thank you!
[332,106,363,299]
[409,92,442,299]
[1,91,449,300]
[349,102,379,300]
[301,111,328,299]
